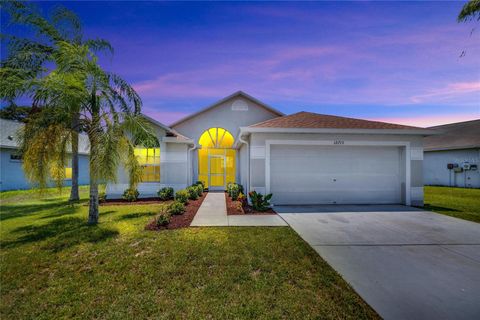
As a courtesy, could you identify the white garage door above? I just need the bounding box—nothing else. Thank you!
[270,145,403,205]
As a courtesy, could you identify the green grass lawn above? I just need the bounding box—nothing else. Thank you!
[1,187,377,319]
[424,186,480,223]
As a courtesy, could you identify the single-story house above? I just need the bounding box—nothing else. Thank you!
[423,120,479,188]
[107,91,433,206]
[0,118,90,191]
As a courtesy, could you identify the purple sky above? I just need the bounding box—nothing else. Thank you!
[4,1,480,127]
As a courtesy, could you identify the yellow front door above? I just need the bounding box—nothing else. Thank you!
[209,156,225,187]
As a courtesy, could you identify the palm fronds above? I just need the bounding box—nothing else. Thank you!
[458,0,480,22]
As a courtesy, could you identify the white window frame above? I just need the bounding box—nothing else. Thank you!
[135,147,161,183]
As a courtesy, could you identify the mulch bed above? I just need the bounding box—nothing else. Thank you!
[99,197,168,206]
[225,193,276,215]
[145,192,207,231]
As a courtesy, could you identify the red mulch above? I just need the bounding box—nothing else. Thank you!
[145,192,207,231]
[225,193,276,215]
[99,197,169,206]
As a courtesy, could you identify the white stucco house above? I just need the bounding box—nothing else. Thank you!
[106,91,434,206]
[423,120,479,188]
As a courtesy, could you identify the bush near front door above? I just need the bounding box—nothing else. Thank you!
[248,191,272,212]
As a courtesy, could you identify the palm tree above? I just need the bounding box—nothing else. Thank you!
[458,0,480,22]
[1,1,113,202]
[20,40,154,224]
[1,2,154,223]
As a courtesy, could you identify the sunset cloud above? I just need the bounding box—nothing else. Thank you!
[8,1,478,127]
[411,81,480,103]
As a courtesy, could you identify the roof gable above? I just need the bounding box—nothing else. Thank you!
[170,91,284,127]
[249,111,424,130]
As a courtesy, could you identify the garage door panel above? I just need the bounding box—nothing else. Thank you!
[270,145,402,205]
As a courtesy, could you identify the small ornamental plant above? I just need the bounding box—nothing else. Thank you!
[186,186,199,200]
[98,192,107,203]
[237,192,246,204]
[156,212,171,227]
[158,187,174,201]
[248,191,273,212]
[194,180,205,189]
[227,183,243,201]
[194,184,203,197]
[122,188,139,202]
[169,201,185,215]
[175,189,189,204]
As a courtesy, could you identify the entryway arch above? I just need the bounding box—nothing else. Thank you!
[198,127,236,189]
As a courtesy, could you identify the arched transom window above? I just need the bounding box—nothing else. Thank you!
[198,127,234,148]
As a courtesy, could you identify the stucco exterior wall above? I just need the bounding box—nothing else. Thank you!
[106,141,190,199]
[247,132,425,206]
[239,144,248,188]
[0,147,90,191]
[424,148,480,188]
[172,96,280,184]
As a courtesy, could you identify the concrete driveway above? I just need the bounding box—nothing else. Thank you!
[276,205,480,320]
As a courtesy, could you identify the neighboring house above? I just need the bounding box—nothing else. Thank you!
[107,91,433,206]
[423,120,480,188]
[0,118,90,191]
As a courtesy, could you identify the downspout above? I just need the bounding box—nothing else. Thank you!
[187,142,197,186]
[238,129,250,197]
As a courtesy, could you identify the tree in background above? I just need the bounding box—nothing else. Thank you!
[1,2,154,223]
[0,104,31,122]
[457,0,479,57]
[458,0,480,22]
[1,1,113,202]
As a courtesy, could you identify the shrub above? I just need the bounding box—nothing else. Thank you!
[99,192,107,203]
[175,189,189,204]
[227,183,243,201]
[248,191,273,212]
[122,188,139,202]
[156,212,171,227]
[194,180,205,189]
[237,192,246,203]
[169,201,185,215]
[186,186,199,200]
[194,184,203,197]
[157,187,174,201]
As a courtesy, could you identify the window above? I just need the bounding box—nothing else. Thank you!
[198,127,234,148]
[134,147,160,182]
[10,153,22,162]
[65,167,72,180]
[231,99,248,111]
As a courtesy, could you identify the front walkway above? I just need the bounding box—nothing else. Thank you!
[190,192,287,227]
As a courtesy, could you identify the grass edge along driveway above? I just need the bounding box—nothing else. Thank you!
[423,186,480,223]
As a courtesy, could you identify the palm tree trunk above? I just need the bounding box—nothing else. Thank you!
[87,133,99,224]
[88,171,99,224]
[69,113,80,201]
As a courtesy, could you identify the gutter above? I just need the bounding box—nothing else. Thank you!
[240,126,437,136]
[237,128,250,197]
[187,142,197,185]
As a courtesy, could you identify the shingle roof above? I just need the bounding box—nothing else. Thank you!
[249,111,423,130]
[424,119,480,151]
[0,118,90,154]
[141,114,193,143]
